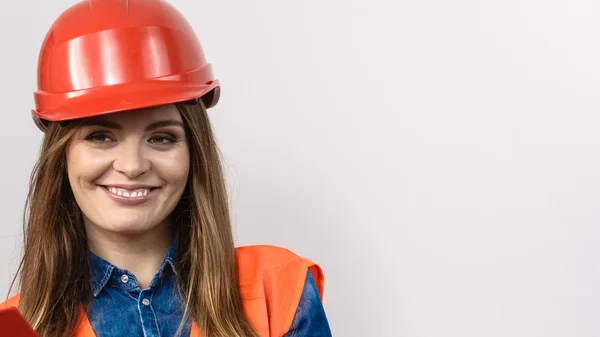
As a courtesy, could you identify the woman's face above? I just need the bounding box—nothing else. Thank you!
[66,104,190,235]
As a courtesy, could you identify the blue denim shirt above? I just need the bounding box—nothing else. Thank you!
[87,240,332,337]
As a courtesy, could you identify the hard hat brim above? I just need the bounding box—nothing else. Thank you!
[31,78,220,132]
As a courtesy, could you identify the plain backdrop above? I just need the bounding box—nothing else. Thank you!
[1,0,599,336]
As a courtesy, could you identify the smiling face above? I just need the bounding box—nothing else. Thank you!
[66,104,190,236]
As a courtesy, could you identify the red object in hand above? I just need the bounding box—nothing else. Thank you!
[0,308,38,337]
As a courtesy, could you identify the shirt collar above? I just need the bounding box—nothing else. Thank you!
[87,250,115,297]
[88,236,178,297]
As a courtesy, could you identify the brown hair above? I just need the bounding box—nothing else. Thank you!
[8,100,259,337]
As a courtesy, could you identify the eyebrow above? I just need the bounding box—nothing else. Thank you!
[145,120,185,131]
[80,119,121,129]
[80,119,185,131]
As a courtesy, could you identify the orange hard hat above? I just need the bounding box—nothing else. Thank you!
[32,0,220,132]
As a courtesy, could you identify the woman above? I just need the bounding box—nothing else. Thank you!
[1,0,332,336]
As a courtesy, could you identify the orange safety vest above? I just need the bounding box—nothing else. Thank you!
[0,245,324,337]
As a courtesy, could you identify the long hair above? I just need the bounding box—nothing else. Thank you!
[9,100,259,337]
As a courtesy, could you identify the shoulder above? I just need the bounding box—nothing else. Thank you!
[234,245,325,336]
[0,294,20,309]
[235,244,316,268]
[234,245,324,297]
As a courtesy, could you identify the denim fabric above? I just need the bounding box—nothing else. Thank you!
[87,239,191,337]
[87,240,331,336]
[283,271,333,337]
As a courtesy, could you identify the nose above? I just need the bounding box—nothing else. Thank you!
[112,138,151,178]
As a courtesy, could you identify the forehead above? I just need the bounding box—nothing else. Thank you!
[83,104,182,125]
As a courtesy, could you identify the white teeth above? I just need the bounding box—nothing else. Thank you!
[106,187,151,198]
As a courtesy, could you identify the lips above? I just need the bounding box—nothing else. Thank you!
[100,185,160,205]
[105,186,151,197]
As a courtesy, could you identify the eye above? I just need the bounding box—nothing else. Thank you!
[84,132,114,143]
[148,134,177,145]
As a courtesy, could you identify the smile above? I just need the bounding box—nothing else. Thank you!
[100,185,159,205]
[106,187,151,197]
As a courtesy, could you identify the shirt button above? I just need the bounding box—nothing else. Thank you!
[120,275,129,283]
[142,298,150,306]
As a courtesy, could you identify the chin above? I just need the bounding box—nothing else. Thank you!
[97,218,159,235]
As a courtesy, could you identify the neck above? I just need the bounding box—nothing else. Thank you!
[85,221,173,289]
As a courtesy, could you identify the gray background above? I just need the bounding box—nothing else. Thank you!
[1,0,599,336]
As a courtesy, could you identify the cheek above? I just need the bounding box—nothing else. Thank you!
[66,143,113,187]
[155,147,190,187]
[172,151,190,187]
